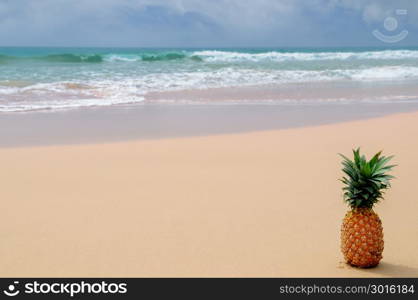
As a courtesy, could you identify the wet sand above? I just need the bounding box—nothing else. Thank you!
[2,101,418,147]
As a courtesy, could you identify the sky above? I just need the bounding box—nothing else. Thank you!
[0,0,417,47]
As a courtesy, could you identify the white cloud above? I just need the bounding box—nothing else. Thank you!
[362,3,387,24]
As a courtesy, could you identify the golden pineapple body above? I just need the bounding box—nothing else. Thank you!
[341,208,384,268]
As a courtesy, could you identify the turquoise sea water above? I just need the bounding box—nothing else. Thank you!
[1,47,418,112]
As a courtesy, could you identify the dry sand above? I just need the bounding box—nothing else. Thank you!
[1,111,418,277]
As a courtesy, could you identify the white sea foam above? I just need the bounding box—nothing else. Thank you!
[350,66,418,81]
[103,54,141,62]
[193,50,418,62]
[0,81,145,112]
[129,66,418,89]
[150,95,418,106]
[0,96,145,112]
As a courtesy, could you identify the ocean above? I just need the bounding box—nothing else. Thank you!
[1,47,418,112]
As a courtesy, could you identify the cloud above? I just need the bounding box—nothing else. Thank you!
[0,0,416,47]
[362,3,387,24]
[335,0,418,26]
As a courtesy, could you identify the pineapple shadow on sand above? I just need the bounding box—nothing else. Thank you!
[354,262,418,277]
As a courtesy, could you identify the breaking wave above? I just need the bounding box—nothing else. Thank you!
[192,49,418,62]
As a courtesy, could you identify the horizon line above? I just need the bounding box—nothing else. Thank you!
[0,45,417,49]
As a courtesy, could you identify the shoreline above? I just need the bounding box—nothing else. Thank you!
[2,101,418,147]
[145,80,418,104]
[1,111,418,277]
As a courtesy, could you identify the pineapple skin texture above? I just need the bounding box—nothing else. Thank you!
[341,208,384,268]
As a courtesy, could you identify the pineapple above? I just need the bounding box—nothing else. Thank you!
[340,149,395,268]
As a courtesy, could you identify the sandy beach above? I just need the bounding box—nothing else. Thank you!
[1,111,417,277]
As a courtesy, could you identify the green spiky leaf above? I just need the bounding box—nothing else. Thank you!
[339,148,395,209]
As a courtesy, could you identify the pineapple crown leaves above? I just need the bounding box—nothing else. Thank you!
[339,148,396,209]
